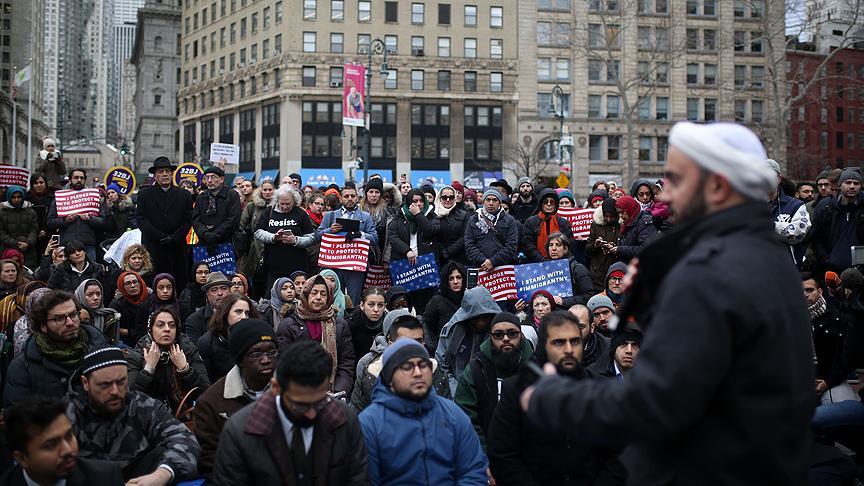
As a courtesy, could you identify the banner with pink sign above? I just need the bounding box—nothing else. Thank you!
[557,208,595,240]
[342,63,366,127]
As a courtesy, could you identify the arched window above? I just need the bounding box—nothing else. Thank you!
[154,36,163,51]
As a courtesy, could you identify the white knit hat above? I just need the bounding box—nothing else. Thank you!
[42,138,56,149]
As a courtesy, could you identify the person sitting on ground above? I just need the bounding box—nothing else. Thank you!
[347,287,387,360]
[198,293,259,382]
[589,322,643,381]
[108,270,149,346]
[421,261,467,353]
[73,278,119,342]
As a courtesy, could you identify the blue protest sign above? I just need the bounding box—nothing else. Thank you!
[389,253,440,292]
[192,242,237,275]
[412,171,450,191]
[514,259,572,302]
[302,168,345,187]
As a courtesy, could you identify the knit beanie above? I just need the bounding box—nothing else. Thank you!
[482,188,504,202]
[558,190,575,205]
[587,294,615,313]
[365,177,384,194]
[106,183,122,194]
[838,168,863,185]
[601,197,618,217]
[610,322,643,351]
[229,319,277,364]
[42,138,56,149]
[380,337,429,385]
[491,311,521,327]
[517,177,533,188]
[451,181,464,193]
[81,347,127,376]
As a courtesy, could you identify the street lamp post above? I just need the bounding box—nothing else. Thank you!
[551,85,565,164]
[363,38,389,185]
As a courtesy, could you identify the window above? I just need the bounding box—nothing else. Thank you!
[538,22,552,44]
[154,94,162,106]
[704,0,716,15]
[331,0,343,20]
[438,71,451,90]
[735,100,747,121]
[686,28,698,50]
[556,58,570,80]
[607,60,620,82]
[384,69,397,89]
[303,32,315,52]
[637,61,649,83]
[411,36,424,56]
[751,0,763,17]
[638,97,650,119]
[331,33,343,53]
[329,67,343,86]
[734,0,744,16]
[588,95,601,118]
[439,3,450,24]
[465,5,477,26]
[837,107,844,122]
[464,71,477,92]
[302,66,316,86]
[240,17,247,38]
[734,31,745,51]
[412,70,424,90]
[607,136,620,160]
[352,1,371,21]
[490,6,503,27]
[638,26,651,50]
[263,7,271,28]
[704,64,716,85]
[412,3,424,23]
[656,97,668,120]
[687,0,697,14]
[556,23,572,46]
[704,29,716,50]
[705,98,717,121]
[589,136,602,161]
[359,34,371,54]
[491,39,503,59]
[274,34,282,52]
[655,28,668,50]
[230,22,236,43]
[687,98,699,120]
[657,137,668,161]
[751,33,762,53]
[276,1,284,22]
[490,72,503,92]
[464,38,477,58]
[687,63,699,85]
[385,35,398,54]
[438,37,450,57]
[538,58,552,80]
[656,62,668,83]
[385,1,398,21]
[735,65,746,87]
[538,93,553,118]
[639,137,653,161]
[751,65,764,88]
[607,96,620,119]
[751,100,763,123]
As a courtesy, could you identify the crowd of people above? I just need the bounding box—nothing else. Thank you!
[0,124,862,485]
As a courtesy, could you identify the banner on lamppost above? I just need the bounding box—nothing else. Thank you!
[342,63,366,127]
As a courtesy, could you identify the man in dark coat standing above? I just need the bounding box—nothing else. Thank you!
[136,157,193,288]
[192,165,242,255]
[521,122,814,485]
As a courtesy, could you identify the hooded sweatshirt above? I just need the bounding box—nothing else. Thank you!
[421,261,467,352]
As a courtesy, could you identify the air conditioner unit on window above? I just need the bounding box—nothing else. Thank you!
[330,80,342,88]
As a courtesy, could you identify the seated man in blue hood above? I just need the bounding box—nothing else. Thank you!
[360,338,487,486]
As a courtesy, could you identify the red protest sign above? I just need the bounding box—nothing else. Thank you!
[557,208,595,240]
[0,165,29,187]
[55,189,101,217]
[477,265,518,301]
[364,265,392,292]
[318,233,370,272]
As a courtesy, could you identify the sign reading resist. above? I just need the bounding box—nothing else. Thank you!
[318,233,370,272]
[54,189,101,217]
[389,253,440,292]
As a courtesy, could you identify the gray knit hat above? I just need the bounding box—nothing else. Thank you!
[587,294,615,313]
[839,168,863,185]
[517,177,533,188]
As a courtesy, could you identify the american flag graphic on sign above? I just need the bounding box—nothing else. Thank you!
[318,233,371,272]
[557,208,595,240]
[477,265,518,301]
[364,265,392,292]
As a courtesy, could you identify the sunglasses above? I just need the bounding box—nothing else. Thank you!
[440,195,455,201]
[490,330,521,341]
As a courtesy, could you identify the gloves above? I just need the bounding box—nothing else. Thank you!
[202,232,215,244]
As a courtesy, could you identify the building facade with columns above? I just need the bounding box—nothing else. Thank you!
[178,0,518,186]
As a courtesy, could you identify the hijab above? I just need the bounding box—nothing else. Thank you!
[149,273,179,316]
[615,195,642,229]
[116,270,149,305]
[434,186,456,218]
[319,269,347,318]
[401,188,431,234]
[440,261,467,305]
[270,277,293,323]
[74,279,116,333]
[296,274,338,388]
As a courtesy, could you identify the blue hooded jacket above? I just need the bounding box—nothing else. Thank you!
[359,381,488,485]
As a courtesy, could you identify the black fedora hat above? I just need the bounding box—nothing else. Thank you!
[148,156,178,174]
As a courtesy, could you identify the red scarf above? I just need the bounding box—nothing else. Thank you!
[536,212,561,258]
[307,208,323,227]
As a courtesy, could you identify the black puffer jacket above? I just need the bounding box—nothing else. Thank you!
[126,333,210,408]
[346,307,384,360]
[436,205,470,264]
[0,201,38,267]
[106,197,136,239]
[276,313,356,395]
[522,188,575,263]
[387,194,441,262]
[617,211,657,262]
[421,261,466,352]
[197,329,233,383]
[47,260,108,293]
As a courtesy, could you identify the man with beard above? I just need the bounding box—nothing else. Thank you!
[192,165,242,255]
[4,290,107,406]
[796,182,815,204]
[214,341,367,485]
[587,295,617,337]
[454,312,534,450]
[521,122,814,484]
[812,168,864,274]
[46,168,108,262]
[569,304,610,369]
[2,396,124,485]
[589,322,642,381]
[359,338,487,485]
[511,177,538,223]
[136,157,194,289]
[464,188,520,272]
[766,159,810,269]
[487,310,625,485]
[66,347,200,484]
[316,182,379,304]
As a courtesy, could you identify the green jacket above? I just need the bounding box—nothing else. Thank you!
[454,337,534,450]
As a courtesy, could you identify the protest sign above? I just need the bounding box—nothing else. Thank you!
[557,207,595,240]
[209,143,239,165]
[174,163,203,187]
[192,242,237,275]
[103,166,136,195]
[318,233,370,272]
[364,265,392,292]
[477,265,518,301]
[389,253,440,292]
[0,165,29,187]
[514,259,573,302]
[54,189,101,217]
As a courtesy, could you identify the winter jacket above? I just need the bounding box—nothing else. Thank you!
[3,325,107,407]
[346,307,384,361]
[464,210,520,267]
[47,261,108,293]
[545,256,594,308]
[436,205,470,264]
[812,302,852,389]
[197,329,234,382]
[771,188,811,267]
[811,193,864,273]
[0,201,38,267]
[617,211,657,262]
[46,196,109,247]
[521,188,575,263]
[387,206,440,262]
[420,261,466,353]
[0,458,124,486]
[135,184,193,287]
[359,382,488,485]
[236,188,270,275]
[585,207,621,293]
[581,331,612,370]
[192,365,260,476]
[108,296,148,346]
[66,385,200,481]
[349,334,452,413]
[276,313,356,395]
[435,286,502,394]
[184,303,214,343]
[126,333,210,409]
[35,156,67,191]
[525,202,814,485]
[214,391,368,486]
[454,338,534,450]
[179,283,206,321]
[192,185,242,247]
[105,197,136,239]
[511,195,538,223]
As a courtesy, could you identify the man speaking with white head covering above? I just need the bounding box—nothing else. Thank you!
[520,122,814,485]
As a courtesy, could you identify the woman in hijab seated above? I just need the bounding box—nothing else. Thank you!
[73,278,120,344]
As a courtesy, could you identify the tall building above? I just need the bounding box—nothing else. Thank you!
[132,0,181,173]
[86,0,115,144]
[119,62,138,148]
[112,0,145,146]
[0,0,51,164]
[178,0,518,185]
[801,0,864,53]
[518,0,786,196]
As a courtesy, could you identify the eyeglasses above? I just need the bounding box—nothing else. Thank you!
[247,349,279,360]
[123,280,140,287]
[440,195,454,201]
[48,311,79,326]
[284,395,331,415]
[231,282,244,288]
[490,330,521,341]
[398,359,432,373]
[608,277,623,283]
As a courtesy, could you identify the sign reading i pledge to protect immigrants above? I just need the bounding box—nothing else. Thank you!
[0,165,29,187]
[557,207,595,240]
[318,233,370,272]
[477,265,518,301]
[364,265,392,292]
[54,189,102,217]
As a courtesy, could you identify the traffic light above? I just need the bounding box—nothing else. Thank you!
[120,144,130,156]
